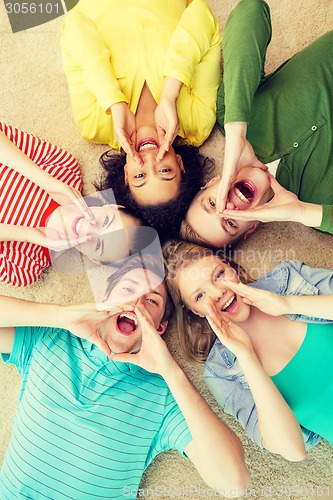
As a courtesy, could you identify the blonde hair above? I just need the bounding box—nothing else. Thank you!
[163,240,251,363]
[180,218,211,247]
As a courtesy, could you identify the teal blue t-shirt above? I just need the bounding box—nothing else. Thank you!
[0,327,191,499]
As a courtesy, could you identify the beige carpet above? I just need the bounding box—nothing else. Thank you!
[1,0,333,498]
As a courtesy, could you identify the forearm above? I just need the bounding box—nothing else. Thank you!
[0,296,60,327]
[221,0,271,124]
[164,0,221,88]
[0,224,40,244]
[224,122,247,140]
[163,360,248,492]
[160,77,183,103]
[296,201,323,228]
[285,295,333,320]
[61,11,126,111]
[239,353,306,460]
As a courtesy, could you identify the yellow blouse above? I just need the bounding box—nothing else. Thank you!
[61,0,221,147]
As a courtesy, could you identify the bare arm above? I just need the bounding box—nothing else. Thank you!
[225,281,333,320]
[0,130,96,223]
[112,301,249,497]
[206,301,306,461]
[0,296,111,355]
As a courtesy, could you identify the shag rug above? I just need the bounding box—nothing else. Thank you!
[0,0,332,498]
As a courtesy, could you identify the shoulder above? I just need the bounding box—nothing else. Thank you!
[251,259,322,296]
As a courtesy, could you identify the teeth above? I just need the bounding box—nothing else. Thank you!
[222,295,236,311]
[235,187,250,204]
[119,312,138,326]
[75,217,84,237]
[139,142,157,152]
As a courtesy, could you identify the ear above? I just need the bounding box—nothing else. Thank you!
[176,154,185,173]
[124,164,129,185]
[243,222,260,240]
[201,175,221,190]
[157,321,168,335]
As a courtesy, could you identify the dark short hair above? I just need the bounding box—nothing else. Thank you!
[105,254,174,324]
[96,144,214,243]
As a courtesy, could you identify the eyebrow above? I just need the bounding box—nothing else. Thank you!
[121,277,164,299]
[200,200,234,237]
[132,174,177,188]
[189,266,217,302]
[100,212,116,256]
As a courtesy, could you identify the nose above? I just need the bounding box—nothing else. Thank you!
[80,218,102,238]
[225,199,237,210]
[209,285,226,302]
[141,151,158,169]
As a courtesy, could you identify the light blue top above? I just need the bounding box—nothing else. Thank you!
[0,326,191,499]
[204,260,333,451]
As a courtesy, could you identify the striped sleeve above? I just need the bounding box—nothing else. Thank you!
[0,122,82,191]
[147,392,192,461]
[0,123,82,286]
[1,326,50,375]
[0,241,49,287]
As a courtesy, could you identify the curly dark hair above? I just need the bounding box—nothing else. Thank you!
[96,144,214,243]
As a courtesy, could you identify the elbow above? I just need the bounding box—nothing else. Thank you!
[265,441,307,462]
[280,448,307,462]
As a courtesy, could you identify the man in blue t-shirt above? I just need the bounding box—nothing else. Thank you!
[0,255,248,500]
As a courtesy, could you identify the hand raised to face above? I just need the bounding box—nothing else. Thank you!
[110,300,171,375]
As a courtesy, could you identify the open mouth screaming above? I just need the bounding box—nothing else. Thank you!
[116,312,138,336]
[221,295,238,314]
[234,181,255,204]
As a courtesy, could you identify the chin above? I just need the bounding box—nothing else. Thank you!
[226,303,251,324]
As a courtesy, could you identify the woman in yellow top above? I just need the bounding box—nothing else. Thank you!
[61,0,221,240]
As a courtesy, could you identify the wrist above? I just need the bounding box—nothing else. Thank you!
[298,202,323,228]
[109,101,128,112]
[237,348,259,368]
[160,77,183,101]
[159,357,182,382]
[224,121,247,138]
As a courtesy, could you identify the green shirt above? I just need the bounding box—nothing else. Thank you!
[217,0,333,234]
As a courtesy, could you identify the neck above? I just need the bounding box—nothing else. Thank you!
[136,82,157,130]
[238,305,271,333]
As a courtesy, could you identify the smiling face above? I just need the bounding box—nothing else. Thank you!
[99,269,168,354]
[177,255,251,323]
[185,167,273,247]
[47,204,140,262]
[124,137,184,206]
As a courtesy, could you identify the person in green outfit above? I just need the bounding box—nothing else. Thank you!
[164,240,333,458]
[181,0,333,248]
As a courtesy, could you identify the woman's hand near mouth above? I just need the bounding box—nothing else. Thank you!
[222,175,323,227]
[110,102,142,165]
[206,298,254,361]
[155,77,182,160]
[216,123,267,215]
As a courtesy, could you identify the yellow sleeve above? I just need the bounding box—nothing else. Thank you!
[61,10,128,113]
[163,0,221,87]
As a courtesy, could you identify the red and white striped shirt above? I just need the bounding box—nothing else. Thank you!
[0,123,82,287]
